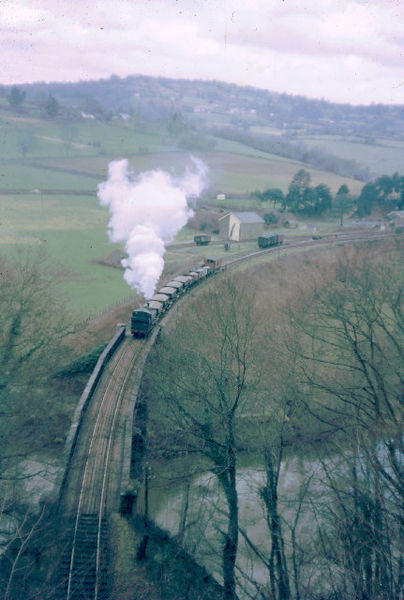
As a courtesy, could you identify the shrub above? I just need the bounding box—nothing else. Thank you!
[263,212,279,225]
[187,211,219,232]
[55,344,106,377]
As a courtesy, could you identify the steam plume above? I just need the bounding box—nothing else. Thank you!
[97,157,207,298]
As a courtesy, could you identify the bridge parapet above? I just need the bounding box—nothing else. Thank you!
[54,326,127,505]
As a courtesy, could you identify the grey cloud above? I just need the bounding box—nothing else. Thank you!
[226,23,403,69]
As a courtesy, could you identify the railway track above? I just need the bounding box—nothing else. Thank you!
[58,336,149,600]
[56,227,394,599]
[222,228,391,269]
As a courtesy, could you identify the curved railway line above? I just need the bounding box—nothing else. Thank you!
[56,227,393,599]
[57,333,158,599]
[65,340,139,599]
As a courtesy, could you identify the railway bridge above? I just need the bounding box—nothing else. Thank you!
[54,228,391,600]
[56,328,160,600]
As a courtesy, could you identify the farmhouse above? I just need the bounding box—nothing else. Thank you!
[219,211,264,241]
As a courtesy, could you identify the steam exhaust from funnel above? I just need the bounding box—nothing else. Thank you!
[97,157,207,298]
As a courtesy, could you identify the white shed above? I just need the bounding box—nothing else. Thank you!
[219,211,265,241]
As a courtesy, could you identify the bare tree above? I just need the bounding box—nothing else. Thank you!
[290,242,404,599]
[59,125,79,156]
[148,275,261,599]
[292,243,403,431]
[0,250,72,598]
[143,242,402,600]
[234,318,315,600]
[16,129,37,162]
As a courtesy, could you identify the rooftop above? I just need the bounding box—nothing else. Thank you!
[219,211,264,223]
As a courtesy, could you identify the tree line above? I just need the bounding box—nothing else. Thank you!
[142,240,403,600]
[256,169,404,221]
[6,85,61,118]
[0,251,76,598]
[7,75,404,139]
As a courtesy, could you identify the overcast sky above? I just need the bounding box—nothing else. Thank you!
[1,0,403,105]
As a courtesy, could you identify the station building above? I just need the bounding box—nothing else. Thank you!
[218,211,265,241]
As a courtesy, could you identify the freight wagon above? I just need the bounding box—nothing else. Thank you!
[257,233,284,248]
[131,257,223,337]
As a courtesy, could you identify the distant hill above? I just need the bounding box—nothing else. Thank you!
[1,75,403,180]
[3,74,403,140]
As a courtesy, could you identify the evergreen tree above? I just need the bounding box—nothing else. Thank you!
[285,169,311,212]
[357,183,378,216]
[313,183,332,214]
[45,94,60,117]
[331,184,353,225]
[8,85,25,107]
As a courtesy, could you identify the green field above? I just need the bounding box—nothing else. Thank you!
[0,192,133,317]
[0,105,375,319]
[0,164,97,190]
[0,112,168,157]
[300,135,404,176]
[200,150,364,195]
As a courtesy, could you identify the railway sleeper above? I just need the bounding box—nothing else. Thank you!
[57,514,109,600]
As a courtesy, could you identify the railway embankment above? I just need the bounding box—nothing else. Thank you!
[110,513,225,600]
[54,325,127,505]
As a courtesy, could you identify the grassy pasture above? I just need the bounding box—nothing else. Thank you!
[212,137,288,160]
[0,164,97,190]
[0,113,169,159]
[130,150,361,196]
[0,192,134,317]
[249,126,287,136]
[300,135,404,176]
[32,149,361,196]
[24,146,363,200]
[0,107,371,320]
[201,151,363,195]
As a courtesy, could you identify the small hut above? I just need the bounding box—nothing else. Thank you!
[218,211,264,241]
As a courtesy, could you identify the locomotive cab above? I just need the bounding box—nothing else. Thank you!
[131,307,156,337]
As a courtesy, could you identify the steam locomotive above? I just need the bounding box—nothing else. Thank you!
[131,257,223,337]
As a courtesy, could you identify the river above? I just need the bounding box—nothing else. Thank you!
[141,451,330,597]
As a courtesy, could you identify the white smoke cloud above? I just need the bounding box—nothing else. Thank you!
[97,157,207,298]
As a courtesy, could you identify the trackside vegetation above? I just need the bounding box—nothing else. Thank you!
[141,239,403,600]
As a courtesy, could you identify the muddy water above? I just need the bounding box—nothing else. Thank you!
[140,452,328,594]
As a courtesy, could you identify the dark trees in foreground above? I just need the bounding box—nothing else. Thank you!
[146,242,403,600]
[150,276,261,600]
[0,250,72,599]
[292,242,403,600]
[0,251,70,469]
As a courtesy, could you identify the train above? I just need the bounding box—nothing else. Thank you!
[194,234,211,246]
[131,257,223,337]
[257,233,284,248]
[131,232,285,337]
